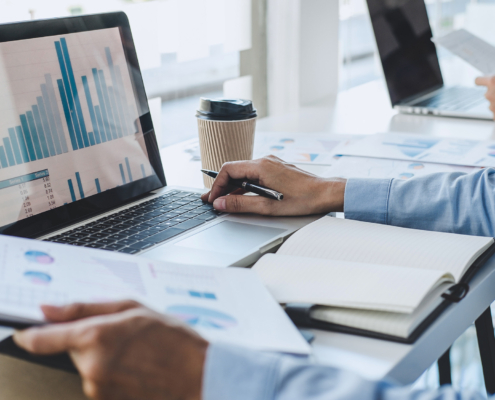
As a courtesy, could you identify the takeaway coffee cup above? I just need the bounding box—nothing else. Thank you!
[196,98,257,188]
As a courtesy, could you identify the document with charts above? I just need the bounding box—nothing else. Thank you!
[0,235,310,355]
[340,132,495,167]
[321,156,481,180]
[432,29,495,75]
[254,133,363,165]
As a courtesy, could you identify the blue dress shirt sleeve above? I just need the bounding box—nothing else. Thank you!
[345,168,495,237]
[203,343,486,400]
[202,169,495,400]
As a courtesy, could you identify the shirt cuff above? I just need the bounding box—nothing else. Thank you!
[202,343,280,400]
[344,178,392,224]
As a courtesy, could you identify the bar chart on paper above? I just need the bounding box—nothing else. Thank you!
[0,28,153,228]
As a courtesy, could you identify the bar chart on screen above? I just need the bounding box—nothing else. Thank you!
[0,28,154,228]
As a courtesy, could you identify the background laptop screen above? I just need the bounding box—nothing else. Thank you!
[0,25,158,232]
[367,0,443,105]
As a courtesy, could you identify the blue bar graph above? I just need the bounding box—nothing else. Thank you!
[32,105,50,158]
[119,163,126,185]
[0,147,8,168]
[3,138,15,166]
[60,38,90,148]
[37,97,56,157]
[95,178,101,193]
[0,39,137,171]
[26,111,43,160]
[57,79,79,151]
[8,128,23,165]
[20,115,37,161]
[75,172,85,199]
[125,157,133,182]
[15,127,30,163]
[68,179,76,202]
[141,164,146,178]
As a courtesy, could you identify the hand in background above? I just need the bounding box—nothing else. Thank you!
[201,156,347,216]
[475,76,495,118]
[13,301,208,400]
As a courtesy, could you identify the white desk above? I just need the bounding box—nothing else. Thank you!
[1,79,494,396]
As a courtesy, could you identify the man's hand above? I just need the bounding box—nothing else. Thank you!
[13,301,208,400]
[475,76,495,118]
[201,156,347,215]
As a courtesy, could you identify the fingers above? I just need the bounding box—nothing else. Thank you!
[212,194,276,214]
[475,76,490,86]
[41,300,142,322]
[13,323,78,354]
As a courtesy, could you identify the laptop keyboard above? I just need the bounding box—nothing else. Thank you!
[43,190,223,255]
[412,87,485,111]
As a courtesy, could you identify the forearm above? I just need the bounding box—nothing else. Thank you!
[344,168,495,236]
[203,343,486,400]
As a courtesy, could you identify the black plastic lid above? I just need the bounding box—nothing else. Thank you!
[196,98,257,121]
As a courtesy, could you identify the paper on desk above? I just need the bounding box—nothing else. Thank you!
[432,29,495,75]
[0,235,310,355]
[319,155,481,180]
[339,132,495,167]
[254,133,364,165]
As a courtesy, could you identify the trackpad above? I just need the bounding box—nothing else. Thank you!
[174,221,287,255]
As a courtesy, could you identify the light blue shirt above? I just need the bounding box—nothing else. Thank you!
[202,168,495,400]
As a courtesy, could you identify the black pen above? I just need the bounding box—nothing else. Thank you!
[201,169,284,201]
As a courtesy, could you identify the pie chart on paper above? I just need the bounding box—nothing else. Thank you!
[166,305,237,330]
[24,250,54,264]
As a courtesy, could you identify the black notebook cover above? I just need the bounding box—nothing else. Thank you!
[285,241,495,344]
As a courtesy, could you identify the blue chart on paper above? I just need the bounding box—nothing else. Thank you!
[382,138,440,158]
[167,305,237,330]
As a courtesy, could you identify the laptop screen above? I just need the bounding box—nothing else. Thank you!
[0,14,165,237]
[367,0,443,105]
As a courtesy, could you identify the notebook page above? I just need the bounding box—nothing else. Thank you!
[253,254,453,313]
[278,217,493,281]
[310,282,450,338]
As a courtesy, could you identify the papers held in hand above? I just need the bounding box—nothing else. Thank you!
[0,235,310,355]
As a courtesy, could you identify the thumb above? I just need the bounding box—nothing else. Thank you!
[475,76,491,86]
[213,195,275,215]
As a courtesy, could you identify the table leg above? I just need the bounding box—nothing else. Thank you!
[475,307,495,395]
[437,347,452,386]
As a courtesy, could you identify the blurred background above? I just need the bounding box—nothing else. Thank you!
[1,1,494,392]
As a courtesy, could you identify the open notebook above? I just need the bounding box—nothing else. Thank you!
[252,216,495,342]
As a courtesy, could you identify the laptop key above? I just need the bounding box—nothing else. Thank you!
[129,233,150,241]
[171,217,188,223]
[128,241,155,250]
[158,221,179,228]
[195,213,217,220]
[117,238,138,246]
[97,238,117,245]
[102,228,121,234]
[108,234,128,240]
[77,237,97,243]
[120,228,143,236]
[118,247,140,254]
[85,243,105,249]
[174,219,205,230]
[69,232,89,239]
[146,228,183,244]
[104,243,127,251]
[91,232,109,239]
[79,228,100,234]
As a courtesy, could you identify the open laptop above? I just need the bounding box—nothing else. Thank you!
[0,12,318,268]
[367,0,493,120]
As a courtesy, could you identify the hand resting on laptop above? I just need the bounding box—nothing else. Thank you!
[201,155,347,216]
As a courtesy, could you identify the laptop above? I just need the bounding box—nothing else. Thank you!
[0,12,318,268]
[367,0,493,120]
